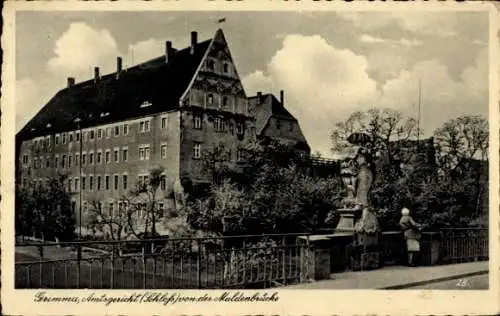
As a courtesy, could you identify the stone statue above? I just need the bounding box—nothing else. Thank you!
[353,147,380,235]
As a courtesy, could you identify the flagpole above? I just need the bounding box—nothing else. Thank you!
[417,78,422,142]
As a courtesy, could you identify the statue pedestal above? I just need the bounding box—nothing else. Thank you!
[335,208,358,232]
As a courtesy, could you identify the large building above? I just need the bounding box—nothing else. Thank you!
[15,29,310,224]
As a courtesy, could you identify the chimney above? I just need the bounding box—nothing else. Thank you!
[280,90,284,106]
[67,77,75,88]
[116,57,123,79]
[190,31,198,54]
[165,41,172,63]
[94,67,100,83]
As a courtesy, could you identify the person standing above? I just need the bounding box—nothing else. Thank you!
[399,207,422,266]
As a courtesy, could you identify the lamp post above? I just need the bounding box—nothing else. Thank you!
[74,117,83,239]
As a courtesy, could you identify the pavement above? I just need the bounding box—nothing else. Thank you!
[285,261,489,290]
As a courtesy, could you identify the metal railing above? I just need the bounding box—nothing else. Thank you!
[15,233,312,289]
[439,228,488,263]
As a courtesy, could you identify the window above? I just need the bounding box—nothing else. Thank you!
[97,151,102,164]
[22,155,28,165]
[82,176,86,190]
[105,150,110,164]
[207,93,214,105]
[207,59,215,71]
[98,202,103,213]
[82,153,86,166]
[68,155,72,168]
[161,117,167,129]
[89,130,95,140]
[139,145,150,160]
[161,144,167,159]
[223,62,230,74]
[114,126,120,136]
[89,152,94,165]
[55,135,60,145]
[61,155,66,168]
[68,178,73,192]
[97,176,102,190]
[139,120,151,133]
[74,178,79,192]
[55,156,59,168]
[161,177,167,190]
[97,129,103,139]
[122,148,128,162]
[62,133,67,144]
[105,175,110,190]
[138,175,149,186]
[75,153,80,166]
[123,174,128,190]
[221,96,229,108]
[123,124,128,135]
[215,117,226,132]
[106,127,112,138]
[46,156,50,168]
[109,203,114,217]
[76,132,80,142]
[276,119,281,130]
[89,175,94,190]
[236,122,244,135]
[69,133,73,142]
[114,175,119,190]
[83,202,87,213]
[83,131,88,142]
[114,148,119,163]
[193,142,202,159]
[237,148,245,162]
[194,115,202,129]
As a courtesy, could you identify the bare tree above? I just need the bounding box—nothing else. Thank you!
[129,166,166,236]
[330,108,419,160]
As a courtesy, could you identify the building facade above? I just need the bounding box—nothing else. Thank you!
[16,29,265,224]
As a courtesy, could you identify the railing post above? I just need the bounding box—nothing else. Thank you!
[197,239,202,289]
[38,245,44,287]
[110,244,115,289]
[142,245,147,288]
[76,244,82,288]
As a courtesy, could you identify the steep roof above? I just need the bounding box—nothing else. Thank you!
[17,37,213,140]
[248,93,309,151]
[248,93,297,135]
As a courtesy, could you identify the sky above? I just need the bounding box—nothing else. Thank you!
[16,11,491,158]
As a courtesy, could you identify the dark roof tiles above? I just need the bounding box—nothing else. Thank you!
[18,39,212,139]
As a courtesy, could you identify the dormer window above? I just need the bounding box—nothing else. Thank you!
[140,101,152,108]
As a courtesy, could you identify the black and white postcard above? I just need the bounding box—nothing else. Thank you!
[1,1,499,315]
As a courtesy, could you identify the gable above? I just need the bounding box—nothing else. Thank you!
[182,29,248,114]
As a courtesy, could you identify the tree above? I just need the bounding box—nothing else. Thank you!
[129,166,166,236]
[15,174,76,241]
[433,115,489,221]
[433,115,488,173]
[330,108,419,162]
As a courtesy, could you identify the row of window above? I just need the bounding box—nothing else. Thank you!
[206,58,232,75]
[28,174,167,194]
[78,200,167,218]
[26,141,242,167]
[32,117,169,148]
[25,143,172,169]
